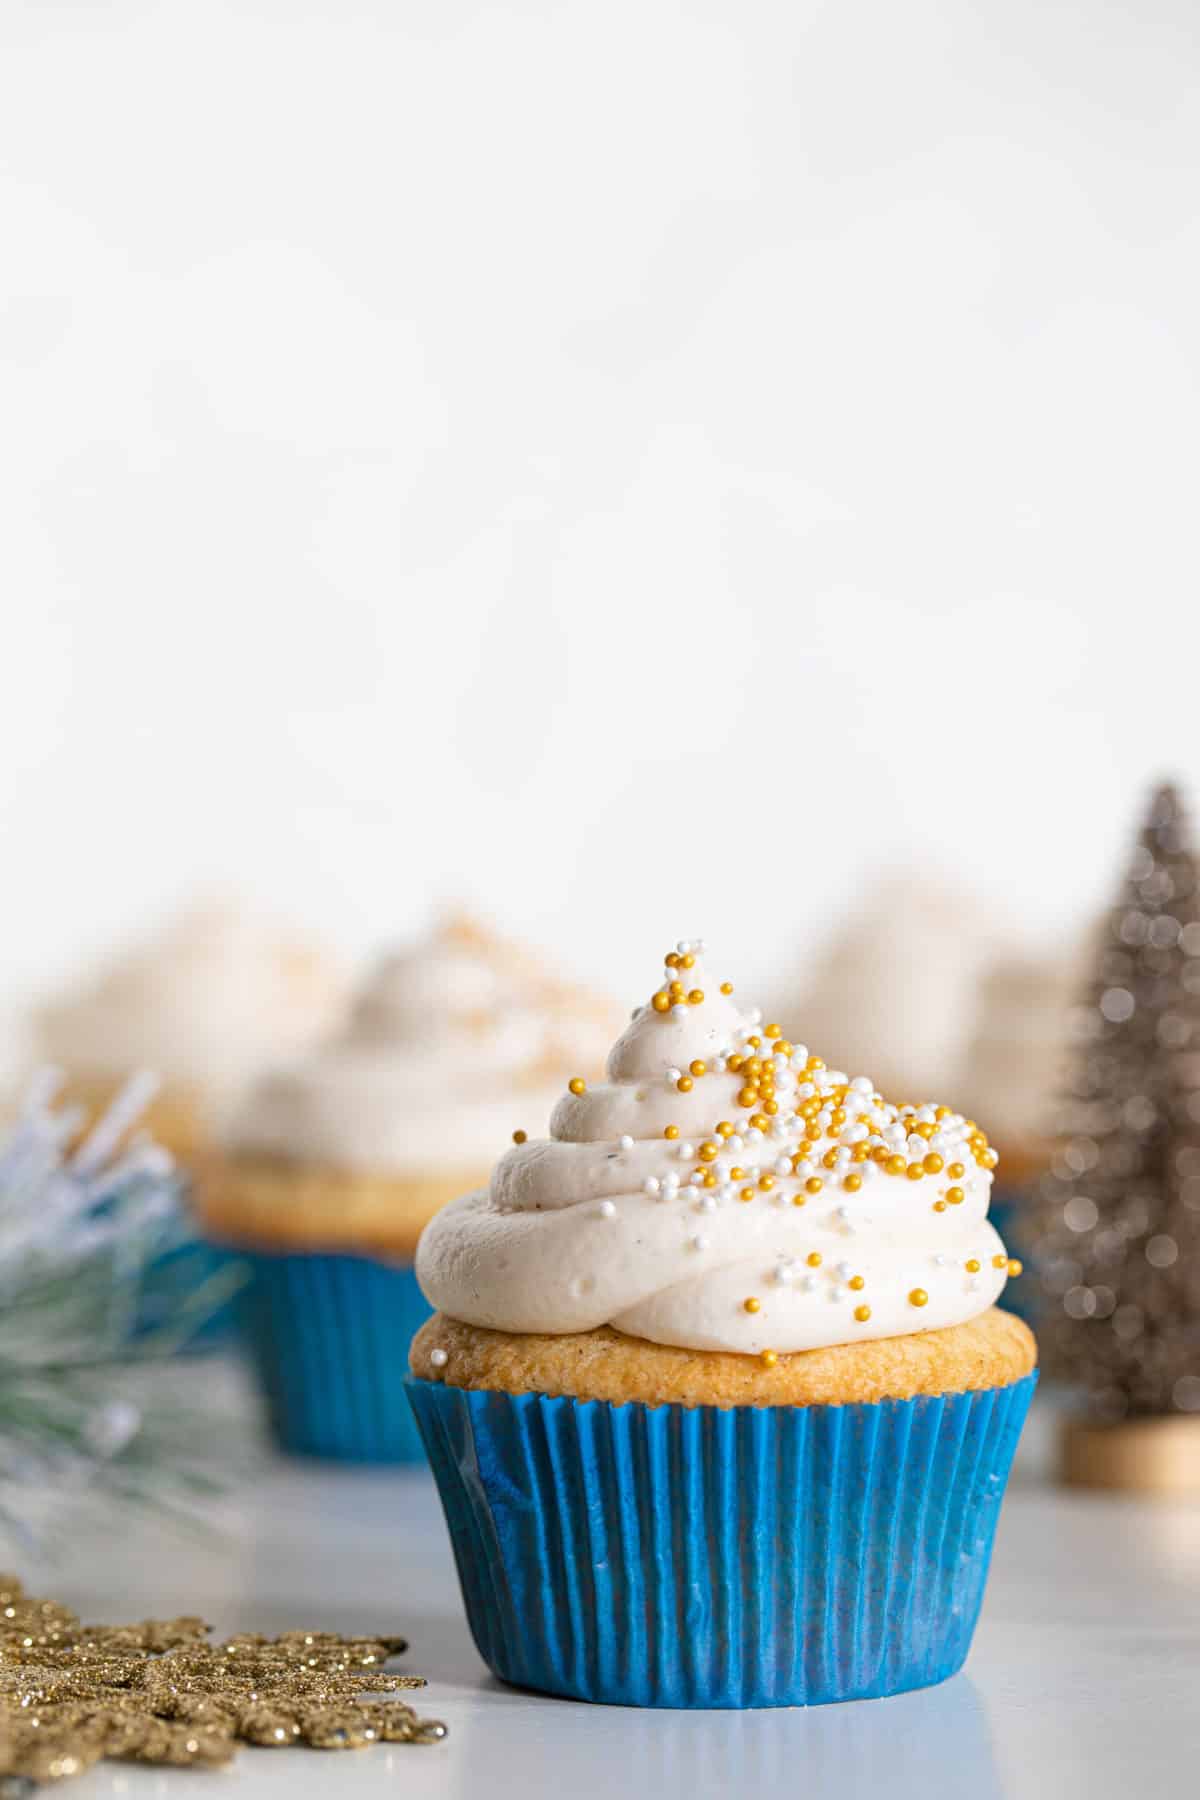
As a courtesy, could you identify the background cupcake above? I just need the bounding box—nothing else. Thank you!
[409,940,1036,1707]
[31,897,348,1162]
[210,912,621,1462]
[787,875,999,1106]
[27,899,347,1349]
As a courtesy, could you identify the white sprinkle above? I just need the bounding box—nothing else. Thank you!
[599,1200,617,1219]
[746,1127,764,1145]
[726,1135,744,1153]
[679,1142,695,1159]
[673,1005,689,1018]
[644,1177,661,1196]
[830,1286,845,1304]
[430,1347,448,1369]
[968,1277,980,1292]
[676,939,691,955]
[934,1254,948,1267]
[850,1075,872,1093]
[749,1007,762,1024]
[694,938,706,953]
[692,1234,710,1251]
[620,1134,634,1150]
[836,1260,851,1278]
[802,1275,818,1293]
[696,1195,717,1212]
[711,1056,727,1074]
[666,1068,681,1086]
[775,1158,793,1177]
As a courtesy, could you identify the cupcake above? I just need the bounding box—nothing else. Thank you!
[789,875,998,1105]
[31,898,347,1161]
[408,939,1036,1708]
[208,914,621,1462]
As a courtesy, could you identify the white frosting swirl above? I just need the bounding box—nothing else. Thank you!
[227,916,620,1174]
[417,944,1013,1354]
[33,900,347,1107]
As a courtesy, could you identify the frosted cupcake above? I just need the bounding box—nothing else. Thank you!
[210,915,620,1462]
[790,875,997,1104]
[409,940,1036,1708]
[32,899,347,1161]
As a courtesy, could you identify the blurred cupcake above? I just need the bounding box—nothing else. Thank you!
[789,874,998,1106]
[32,899,347,1162]
[959,949,1081,1182]
[408,939,1036,1708]
[208,913,621,1462]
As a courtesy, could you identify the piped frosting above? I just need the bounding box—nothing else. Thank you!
[32,900,347,1110]
[417,941,1016,1356]
[226,914,621,1175]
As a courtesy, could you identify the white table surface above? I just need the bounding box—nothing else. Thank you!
[30,1361,1200,1800]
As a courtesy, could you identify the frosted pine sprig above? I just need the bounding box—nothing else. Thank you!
[0,1072,246,1550]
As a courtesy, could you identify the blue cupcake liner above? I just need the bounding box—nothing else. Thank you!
[239,1251,431,1462]
[407,1370,1036,1707]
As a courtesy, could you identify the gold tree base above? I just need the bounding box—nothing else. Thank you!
[1060,1416,1200,1495]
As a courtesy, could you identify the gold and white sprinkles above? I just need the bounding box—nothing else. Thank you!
[416,943,1019,1365]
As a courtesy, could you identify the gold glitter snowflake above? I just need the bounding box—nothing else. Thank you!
[0,1573,445,1785]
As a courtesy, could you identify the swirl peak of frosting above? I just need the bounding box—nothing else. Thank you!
[417,940,1016,1358]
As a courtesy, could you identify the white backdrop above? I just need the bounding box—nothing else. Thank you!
[4,0,1199,1024]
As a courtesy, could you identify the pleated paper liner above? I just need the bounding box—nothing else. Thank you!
[239,1252,431,1462]
[408,1372,1036,1708]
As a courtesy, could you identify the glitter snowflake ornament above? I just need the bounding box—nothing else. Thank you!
[1031,783,1200,1489]
[0,1574,444,1786]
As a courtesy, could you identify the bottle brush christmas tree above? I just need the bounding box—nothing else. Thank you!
[1032,781,1200,1490]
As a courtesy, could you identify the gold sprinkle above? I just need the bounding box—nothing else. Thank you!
[743,1297,761,1314]
[764,1023,782,1039]
[948,1162,965,1179]
[698,1142,720,1162]
[843,1173,863,1193]
[805,1176,823,1195]
[1007,1258,1023,1277]
[993,1254,1008,1269]
[854,1305,872,1323]
[664,1125,680,1140]
[568,1078,586,1096]
[848,1275,865,1291]
[512,1129,527,1145]
[906,1163,925,1182]
[739,1187,756,1203]
[932,1200,947,1212]
[909,1288,929,1307]
[806,1251,822,1268]
[689,1059,707,1078]
[688,988,705,1005]
[720,982,734,995]
[676,1076,694,1093]
[652,991,671,1013]
[923,1153,944,1175]
[760,1349,778,1368]
[965,1258,981,1273]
